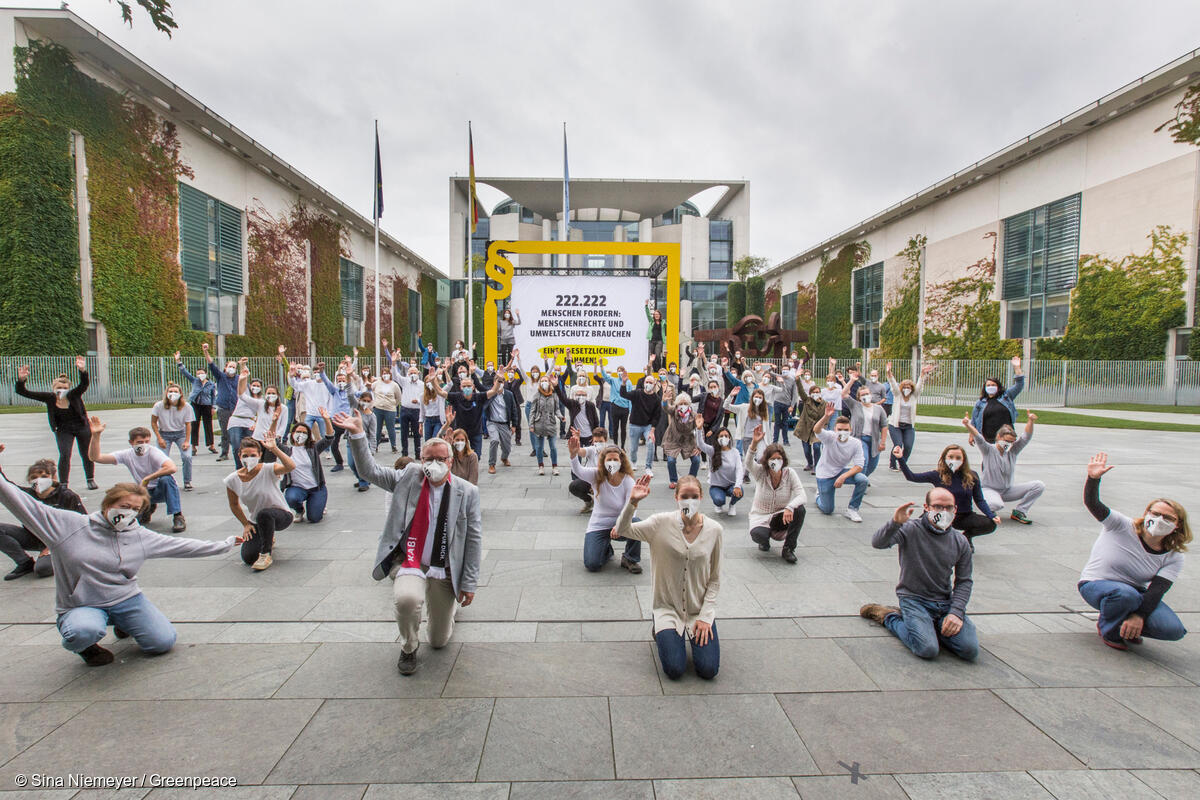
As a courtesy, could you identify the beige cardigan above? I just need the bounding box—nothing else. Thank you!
[615,503,722,636]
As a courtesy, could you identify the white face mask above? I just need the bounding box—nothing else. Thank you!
[901,387,912,397]
[576,393,588,402]
[1144,513,1175,537]
[132,443,150,456]
[718,436,731,447]
[293,432,308,445]
[32,477,53,493]
[945,458,963,472]
[336,381,347,390]
[985,385,999,397]
[928,509,954,531]
[645,385,656,394]
[226,367,237,377]
[753,397,763,406]
[453,441,466,452]
[265,393,278,402]
[422,460,450,482]
[105,507,141,531]
[241,456,260,470]
[381,374,391,382]
[539,381,550,391]
[167,392,180,403]
[869,374,879,382]
[826,381,836,389]
[860,397,871,406]
[410,375,419,383]
[604,459,622,474]
[836,431,850,443]
[250,385,262,395]
[52,387,68,399]
[996,440,1012,453]
[197,372,207,381]
[768,458,783,472]
[678,498,700,517]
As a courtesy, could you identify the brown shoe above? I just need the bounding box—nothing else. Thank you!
[620,556,643,575]
[502,459,511,467]
[488,465,496,474]
[79,644,114,666]
[859,603,900,625]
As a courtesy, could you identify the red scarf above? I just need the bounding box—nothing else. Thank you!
[396,476,451,580]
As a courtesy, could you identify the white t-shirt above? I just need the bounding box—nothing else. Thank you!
[289,448,317,490]
[815,429,865,479]
[224,465,289,517]
[1079,510,1185,589]
[151,401,196,433]
[113,446,170,488]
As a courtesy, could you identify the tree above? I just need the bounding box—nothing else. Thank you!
[110,1,178,37]
[746,275,765,318]
[732,255,768,283]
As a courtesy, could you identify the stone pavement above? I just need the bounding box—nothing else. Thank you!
[0,407,1198,799]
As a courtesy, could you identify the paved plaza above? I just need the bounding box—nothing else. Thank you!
[0,407,1198,799]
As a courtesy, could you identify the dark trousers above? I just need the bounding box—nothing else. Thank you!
[190,403,214,448]
[217,406,234,457]
[331,427,346,466]
[0,522,46,567]
[239,508,293,563]
[569,478,592,505]
[656,623,719,680]
[750,506,806,550]
[54,426,93,485]
[609,406,629,450]
[954,510,997,540]
[399,407,422,456]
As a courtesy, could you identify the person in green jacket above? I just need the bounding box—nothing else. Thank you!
[646,300,665,372]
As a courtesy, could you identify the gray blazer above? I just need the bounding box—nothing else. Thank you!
[350,434,482,594]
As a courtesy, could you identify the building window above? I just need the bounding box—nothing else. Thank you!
[709,220,732,280]
[1002,193,1081,338]
[340,257,364,347]
[686,281,729,331]
[179,183,244,334]
[781,291,797,329]
[852,261,883,349]
[408,288,422,350]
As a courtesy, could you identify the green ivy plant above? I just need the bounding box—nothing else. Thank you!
[794,281,816,336]
[726,282,746,327]
[420,273,439,349]
[922,232,1020,359]
[878,235,924,358]
[814,241,869,356]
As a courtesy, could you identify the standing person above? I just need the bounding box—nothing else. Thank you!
[225,411,296,571]
[1078,453,1189,650]
[766,364,798,445]
[885,362,935,471]
[485,377,519,475]
[556,375,600,447]
[964,413,1045,524]
[622,372,662,476]
[319,367,353,473]
[528,373,562,476]
[597,363,632,450]
[0,459,82,580]
[693,418,743,516]
[568,431,642,574]
[175,352,216,453]
[498,307,521,364]
[969,355,1025,444]
[348,390,376,492]
[859,490,979,661]
[568,427,607,513]
[504,357,526,447]
[438,372,493,456]
[200,341,239,462]
[395,361,425,458]
[793,382,826,473]
[662,395,701,490]
[279,416,333,524]
[243,379,289,461]
[227,361,263,470]
[614,474,722,680]
[819,358,845,421]
[420,369,448,443]
[150,383,196,491]
[87,417,186,533]
[438,419,480,485]
[289,361,334,440]
[645,301,666,371]
[0,446,240,666]
[840,384,888,477]
[371,367,402,453]
[895,443,998,544]
[744,427,807,563]
[724,386,768,456]
[335,412,481,676]
[652,382,675,466]
[812,404,869,522]
[15,357,96,490]
[416,330,439,370]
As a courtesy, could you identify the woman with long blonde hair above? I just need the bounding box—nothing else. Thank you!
[895,442,998,544]
[568,431,641,574]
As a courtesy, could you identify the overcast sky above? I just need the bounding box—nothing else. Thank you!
[15,0,1200,271]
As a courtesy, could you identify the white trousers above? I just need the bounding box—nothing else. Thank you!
[392,573,458,654]
[983,481,1045,514]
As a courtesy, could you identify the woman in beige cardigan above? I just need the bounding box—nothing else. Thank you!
[613,474,722,680]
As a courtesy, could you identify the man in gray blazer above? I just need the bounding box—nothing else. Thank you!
[335,412,482,675]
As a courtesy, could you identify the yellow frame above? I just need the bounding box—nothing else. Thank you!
[483,240,681,370]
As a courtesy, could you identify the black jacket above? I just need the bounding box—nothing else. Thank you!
[620,383,662,427]
[15,483,86,547]
[16,369,89,432]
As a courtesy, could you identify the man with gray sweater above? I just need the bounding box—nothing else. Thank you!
[334,411,482,676]
[859,488,978,661]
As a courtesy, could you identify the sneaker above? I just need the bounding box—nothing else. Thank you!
[1010,510,1031,525]
[889,465,900,472]
[294,510,305,523]
[79,644,114,667]
[172,513,186,533]
[726,504,737,517]
[620,556,643,575]
[216,454,230,462]
[356,483,370,492]
[758,541,771,552]
[87,479,99,490]
[184,482,193,491]
[538,467,545,476]
[3,560,34,581]
[843,508,863,523]
[330,465,345,473]
[644,469,653,478]
[1097,622,1127,650]
[552,467,560,476]
[208,446,218,454]
[781,547,797,564]
[580,501,593,514]
[397,645,418,675]
[34,554,53,578]
[488,465,496,474]
[252,553,273,571]
[859,603,900,625]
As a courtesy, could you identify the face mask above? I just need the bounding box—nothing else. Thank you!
[718,436,731,447]
[197,372,207,380]
[457,372,467,380]
[901,388,912,397]
[132,443,149,456]
[734,354,742,361]
[826,381,836,389]
[803,374,811,382]
[293,432,308,445]
[576,393,587,402]
[604,459,622,474]
[753,397,763,406]
[105,507,140,531]
[381,374,391,382]
[361,402,372,410]
[336,381,347,390]
[531,372,541,380]
[486,365,495,373]
[423,460,450,482]
[1144,514,1175,537]
[945,458,963,472]
[928,509,954,531]
[454,441,466,452]
[250,385,262,395]
[506,373,514,380]
[645,385,656,394]
[708,386,719,395]
[810,393,820,401]
[242,456,260,470]
[870,374,879,381]
[768,458,783,472]
[860,397,871,406]
[363,369,371,376]
[678,407,691,417]
[265,393,278,402]
[996,440,1011,453]
[167,392,180,403]
[425,382,433,390]
[669,367,677,373]
[463,387,474,397]
[226,368,236,377]
[678,498,700,517]
[708,368,719,376]
[539,381,550,391]
[658,373,667,381]
[32,477,53,493]
[985,385,998,397]
[782,371,792,378]
[836,431,850,443]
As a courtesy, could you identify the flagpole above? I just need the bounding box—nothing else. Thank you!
[374,120,381,376]
[466,122,473,357]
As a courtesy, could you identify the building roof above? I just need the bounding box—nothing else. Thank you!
[765,46,1200,279]
[7,7,443,277]
[452,176,746,220]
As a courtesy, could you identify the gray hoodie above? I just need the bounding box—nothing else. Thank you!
[0,471,235,614]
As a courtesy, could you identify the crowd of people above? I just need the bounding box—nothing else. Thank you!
[0,326,1189,678]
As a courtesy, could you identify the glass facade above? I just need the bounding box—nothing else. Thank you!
[781,291,797,329]
[179,183,243,334]
[1002,194,1080,338]
[339,257,364,347]
[709,219,732,280]
[852,261,884,349]
[686,281,729,331]
[653,202,701,227]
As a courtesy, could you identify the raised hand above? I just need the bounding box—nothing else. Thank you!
[1027,412,1038,423]
[1086,452,1113,479]
[331,411,362,434]
[694,415,704,429]
[173,351,181,361]
[751,426,765,444]
[893,501,915,524]
[567,428,580,458]
[960,416,971,428]
[445,407,456,425]
[202,342,210,352]
[885,361,892,374]
[1011,355,1021,368]
[16,364,29,382]
[824,402,836,418]
[921,363,936,375]
[277,344,286,355]
[630,473,652,502]
[89,415,106,435]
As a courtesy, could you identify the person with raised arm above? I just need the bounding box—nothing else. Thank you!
[15,356,97,490]
[150,381,195,491]
[969,355,1025,444]
[0,458,82,580]
[894,441,998,545]
[175,350,217,453]
[812,402,869,522]
[224,406,295,572]
[744,426,807,563]
[200,341,240,462]
[839,382,888,476]
[88,416,186,533]
[692,415,743,516]
[278,411,334,524]
[569,429,642,574]
[963,412,1045,525]
[885,361,935,471]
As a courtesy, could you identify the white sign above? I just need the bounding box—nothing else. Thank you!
[511,275,650,373]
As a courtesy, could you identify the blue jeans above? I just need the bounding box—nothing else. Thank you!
[801,440,821,469]
[531,433,558,467]
[1079,580,1187,643]
[628,423,654,469]
[305,414,328,439]
[883,595,978,660]
[815,471,869,513]
[667,454,701,483]
[772,402,791,444]
[285,485,328,522]
[159,429,192,484]
[889,424,915,468]
[374,408,397,449]
[584,525,641,571]
[656,623,720,679]
[423,417,442,442]
[346,436,367,487]
[861,435,880,476]
[598,400,611,431]
[147,475,182,515]
[228,425,251,469]
[709,485,742,509]
[57,592,176,655]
